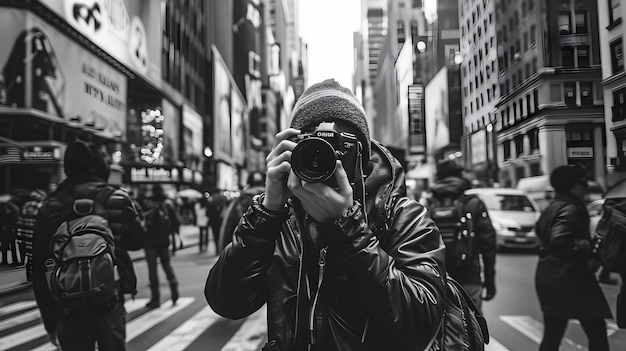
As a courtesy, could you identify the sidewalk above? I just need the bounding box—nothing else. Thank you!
[0,225,202,297]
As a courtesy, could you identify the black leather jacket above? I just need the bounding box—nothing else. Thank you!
[206,141,446,351]
[32,175,146,333]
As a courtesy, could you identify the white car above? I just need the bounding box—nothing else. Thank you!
[465,187,541,249]
[588,198,605,234]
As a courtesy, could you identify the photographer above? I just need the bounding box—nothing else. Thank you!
[205,79,446,351]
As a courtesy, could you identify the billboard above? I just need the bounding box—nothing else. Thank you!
[182,104,204,168]
[0,9,127,139]
[424,67,450,153]
[213,47,233,163]
[40,0,162,86]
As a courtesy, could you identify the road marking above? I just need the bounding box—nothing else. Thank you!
[27,298,150,351]
[0,309,41,332]
[485,338,511,351]
[500,315,584,349]
[147,305,222,351]
[220,305,268,351]
[126,297,195,341]
[0,301,38,317]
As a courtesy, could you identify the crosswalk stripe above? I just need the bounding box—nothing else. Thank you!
[220,305,267,351]
[126,297,195,341]
[146,305,222,351]
[24,298,150,351]
[500,315,583,349]
[0,309,41,332]
[0,301,38,317]
[0,322,46,350]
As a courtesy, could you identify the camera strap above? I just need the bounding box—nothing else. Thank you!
[354,142,367,223]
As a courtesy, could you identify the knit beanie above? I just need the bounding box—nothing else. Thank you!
[64,139,110,181]
[550,164,587,193]
[290,79,371,165]
[436,159,464,180]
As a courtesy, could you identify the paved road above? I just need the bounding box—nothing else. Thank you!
[1,245,625,350]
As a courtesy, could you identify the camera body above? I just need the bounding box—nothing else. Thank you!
[290,122,360,187]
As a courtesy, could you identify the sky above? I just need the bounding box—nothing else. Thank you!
[298,0,361,90]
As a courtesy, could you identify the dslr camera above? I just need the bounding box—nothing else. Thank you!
[290,122,360,187]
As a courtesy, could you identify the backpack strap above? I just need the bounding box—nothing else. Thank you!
[92,186,116,219]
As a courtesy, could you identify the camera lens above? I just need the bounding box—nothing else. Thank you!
[291,137,337,183]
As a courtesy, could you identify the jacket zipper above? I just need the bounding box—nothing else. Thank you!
[309,246,327,345]
[286,220,306,347]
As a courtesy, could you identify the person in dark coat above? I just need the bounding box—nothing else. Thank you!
[535,164,611,351]
[32,138,146,351]
[205,79,446,351]
[143,184,180,309]
[428,159,497,310]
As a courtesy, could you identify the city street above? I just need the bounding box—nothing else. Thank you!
[1,233,625,350]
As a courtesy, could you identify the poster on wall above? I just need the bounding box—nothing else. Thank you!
[230,87,246,166]
[0,9,127,139]
[212,47,233,163]
[161,99,180,165]
[39,0,162,86]
[424,67,450,154]
[182,104,204,166]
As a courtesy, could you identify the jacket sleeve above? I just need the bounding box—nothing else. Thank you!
[318,197,446,350]
[550,203,593,258]
[205,194,288,319]
[470,197,497,287]
[31,206,59,334]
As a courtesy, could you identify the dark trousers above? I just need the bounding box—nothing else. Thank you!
[199,226,209,252]
[145,247,177,288]
[539,314,609,351]
[58,301,126,351]
[1,236,19,264]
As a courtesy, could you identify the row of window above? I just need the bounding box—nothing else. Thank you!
[500,57,539,95]
[502,128,540,160]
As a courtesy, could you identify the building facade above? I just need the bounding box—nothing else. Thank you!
[459,0,499,185]
[597,0,626,186]
[494,0,605,187]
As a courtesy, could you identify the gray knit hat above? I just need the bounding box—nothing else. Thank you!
[290,79,371,164]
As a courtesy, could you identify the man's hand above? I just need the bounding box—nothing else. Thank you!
[288,160,353,223]
[263,128,300,211]
[483,281,496,301]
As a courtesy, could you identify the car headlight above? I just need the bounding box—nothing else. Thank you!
[492,221,505,231]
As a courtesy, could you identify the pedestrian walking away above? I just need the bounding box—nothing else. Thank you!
[31,138,146,351]
[535,164,612,351]
[427,159,498,311]
[195,194,210,252]
[143,184,180,309]
[205,79,446,351]
[16,188,46,281]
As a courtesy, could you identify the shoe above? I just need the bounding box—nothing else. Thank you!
[170,281,179,305]
[599,277,619,285]
[145,300,160,309]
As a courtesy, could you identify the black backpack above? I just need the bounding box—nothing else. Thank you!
[45,186,118,311]
[426,276,490,351]
[428,195,476,269]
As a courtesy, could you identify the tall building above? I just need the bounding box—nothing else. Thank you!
[494,0,605,187]
[459,0,499,184]
[597,0,626,185]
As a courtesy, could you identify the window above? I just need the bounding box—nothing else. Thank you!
[528,128,540,152]
[513,102,518,119]
[524,33,529,51]
[503,140,511,160]
[526,94,532,115]
[578,46,589,67]
[558,12,571,34]
[575,11,587,33]
[533,90,539,110]
[611,39,624,73]
[612,88,626,121]
[564,82,577,105]
[514,135,524,157]
[532,57,538,73]
[530,25,537,47]
[609,0,622,24]
[562,47,575,67]
[397,21,405,43]
[580,82,593,106]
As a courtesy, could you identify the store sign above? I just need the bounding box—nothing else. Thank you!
[0,10,127,139]
[567,147,594,158]
[130,167,179,183]
[22,146,61,161]
[39,0,161,85]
